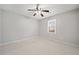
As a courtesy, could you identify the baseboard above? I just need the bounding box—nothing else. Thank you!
[55,39,79,48]
[54,39,79,48]
[1,36,79,48]
[1,36,39,46]
[41,36,79,48]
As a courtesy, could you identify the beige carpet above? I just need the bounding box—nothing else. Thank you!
[1,37,79,55]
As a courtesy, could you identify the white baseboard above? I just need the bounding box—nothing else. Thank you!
[1,36,79,48]
[41,37,79,48]
[54,39,79,48]
[1,36,39,46]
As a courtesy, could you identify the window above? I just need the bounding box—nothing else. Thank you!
[48,19,56,33]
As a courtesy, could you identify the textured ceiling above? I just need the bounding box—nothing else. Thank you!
[0,4,79,20]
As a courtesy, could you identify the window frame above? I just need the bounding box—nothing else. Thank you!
[47,19,56,34]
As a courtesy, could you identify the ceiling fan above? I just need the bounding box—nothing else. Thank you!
[27,4,50,17]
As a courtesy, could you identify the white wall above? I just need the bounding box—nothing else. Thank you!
[2,10,39,43]
[39,8,79,45]
[1,8,79,45]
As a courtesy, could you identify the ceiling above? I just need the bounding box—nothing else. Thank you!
[0,4,79,20]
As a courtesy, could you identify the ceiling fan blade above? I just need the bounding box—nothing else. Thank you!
[41,13,44,17]
[28,9,36,11]
[42,10,49,12]
[33,13,37,16]
[36,4,39,10]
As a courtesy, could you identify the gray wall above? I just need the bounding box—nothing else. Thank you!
[2,10,39,43]
[39,9,79,45]
[0,10,1,43]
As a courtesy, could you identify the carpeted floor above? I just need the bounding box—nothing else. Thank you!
[1,37,79,55]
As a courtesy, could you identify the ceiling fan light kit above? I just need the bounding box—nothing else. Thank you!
[27,4,50,17]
